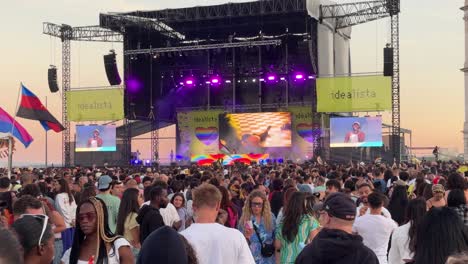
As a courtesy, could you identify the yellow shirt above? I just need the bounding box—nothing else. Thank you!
[124,212,139,243]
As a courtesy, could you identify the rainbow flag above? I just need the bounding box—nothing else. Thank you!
[0,106,33,147]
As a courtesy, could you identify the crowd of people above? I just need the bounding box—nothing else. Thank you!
[0,159,468,264]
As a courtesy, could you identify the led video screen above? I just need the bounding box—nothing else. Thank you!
[75,125,117,152]
[330,117,383,148]
[219,112,292,153]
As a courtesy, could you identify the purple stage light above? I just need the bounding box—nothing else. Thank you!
[186,80,194,85]
[126,78,141,93]
[295,74,304,80]
[209,76,221,86]
[211,78,219,84]
[267,75,276,81]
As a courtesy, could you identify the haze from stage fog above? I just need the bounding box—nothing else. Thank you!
[0,0,463,165]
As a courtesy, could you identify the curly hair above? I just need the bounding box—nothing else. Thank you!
[239,190,273,232]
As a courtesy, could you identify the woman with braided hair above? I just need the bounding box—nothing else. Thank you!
[61,197,134,264]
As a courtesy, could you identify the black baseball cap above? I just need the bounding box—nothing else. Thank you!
[322,192,356,221]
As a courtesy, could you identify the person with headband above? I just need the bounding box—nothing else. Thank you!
[61,197,133,264]
[12,214,55,264]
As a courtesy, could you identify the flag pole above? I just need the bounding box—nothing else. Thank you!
[7,136,12,179]
[45,96,48,168]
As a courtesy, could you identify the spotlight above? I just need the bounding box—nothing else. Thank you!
[209,75,221,86]
[126,78,141,93]
[308,75,316,79]
[265,73,278,83]
[280,77,286,81]
[295,73,304,80]
[184,77,196,86]
[267,75,276,81]
[225,80,232,84]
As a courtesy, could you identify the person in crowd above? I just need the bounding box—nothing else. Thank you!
[147,181,182,230]
[413,207,468,264]
[111,180,124,199]
[138,225,197,264]
[275,191,320,264]
[13,214,55,264]
[387,185,409,225]
[295,192,379,264]
[446,253,468,264]
[61,197,133,264]
[275,187,296,227]
[356,182,391,218]
[55,178,77,254]
[116,188,144,258]
[238,190,276,264]
[80,185,96,201]
[446,173,467,200]
[447,189,468,226]
[0,226,23,264]
[218,185,239,228]
[13,195,45,219]
[0,177,16,226]
[96,175,121,233]
[181,183,255,264]
[426,184,446,210]
[171,193,192,231]
[142,177,153,189]
[388,198,427,264]
[353,192,398,264]
[325,179,341,197]
[269,179,284,217]
[372,168,387,194]
[136,186,168,243]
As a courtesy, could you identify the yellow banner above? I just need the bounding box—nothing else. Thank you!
[66,89,124,121]
[177,110,223,158]
[317,75,391,112]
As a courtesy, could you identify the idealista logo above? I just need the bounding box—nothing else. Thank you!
[330,88,377,100]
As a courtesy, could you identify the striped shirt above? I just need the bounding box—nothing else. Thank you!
[276,215,320,264]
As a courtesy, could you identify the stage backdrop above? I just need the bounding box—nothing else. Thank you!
[288,106,323,161]
[177,110,223,158]
[316,75,391,112]
[66,88,124,121]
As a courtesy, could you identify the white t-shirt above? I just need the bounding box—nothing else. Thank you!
[61,238,130,264]
[142,201,181,227]
[181,223,255,264]
[353,214,398,264]
[356,205,392,219]
[388,222,413,264]
[55,193,77,228]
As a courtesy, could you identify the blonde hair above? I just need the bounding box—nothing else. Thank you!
[239,190,273,232]
[193,183,222,208]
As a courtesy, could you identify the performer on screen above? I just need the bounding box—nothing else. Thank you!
[87,129,103,148]
[344,122,365,143]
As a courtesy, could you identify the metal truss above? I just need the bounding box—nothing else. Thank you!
[62,35,71,167]
[319,0,401,161]
[320,0,391,29]
[125,39,281,56]
[391,14,401,162]
[43,22,123,42]
[99,14,184,40]
[115,0,307,23]
[43,23,123,166]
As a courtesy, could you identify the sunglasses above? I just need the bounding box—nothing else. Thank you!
[78,212,97,223]
[250,202,263,208]
[20,214,49,246]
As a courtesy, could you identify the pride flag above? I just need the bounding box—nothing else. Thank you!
[16,84,64,132]
[0,107,33,147]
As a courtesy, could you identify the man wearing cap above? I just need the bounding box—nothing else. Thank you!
[344,122,365,143]
[96,175,121,233]
[295,192,379,264]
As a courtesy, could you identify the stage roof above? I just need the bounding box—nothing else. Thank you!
[100,0,315,39]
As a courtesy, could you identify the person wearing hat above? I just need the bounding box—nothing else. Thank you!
[96,175,121,233]
[426,184,447,210]
[87,129,103,148]
[344,121,366,143]
[295,192,379,264]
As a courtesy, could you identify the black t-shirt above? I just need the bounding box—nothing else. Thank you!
[295,228,379,264]
[136,205,165,244]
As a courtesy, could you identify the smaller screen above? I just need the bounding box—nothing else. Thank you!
[75,125,116,152]
[330,117,382,148]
